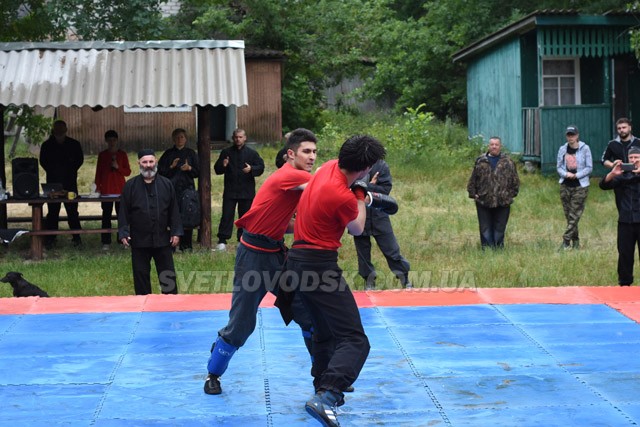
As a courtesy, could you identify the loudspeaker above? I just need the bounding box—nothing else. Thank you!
[12,158,39,199]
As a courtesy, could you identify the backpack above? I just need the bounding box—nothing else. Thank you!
[180,188,201,228]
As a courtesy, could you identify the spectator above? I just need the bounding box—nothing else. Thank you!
[556,125,592,250]
[601,117,640,168]
[158,128,199,252]
[204,128,317,396]
[118,149,182,295]
[39,120,84,249]
[599,146,640,286]
[467,136,520,249]
[352,159,411,289]
[94,130,131,251]
[213,128,265,251]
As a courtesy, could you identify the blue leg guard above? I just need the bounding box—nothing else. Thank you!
[207,336,238,376]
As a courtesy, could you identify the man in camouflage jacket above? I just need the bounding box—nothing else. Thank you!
[467,136,520,249]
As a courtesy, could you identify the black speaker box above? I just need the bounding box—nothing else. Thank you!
[12,157,39,199]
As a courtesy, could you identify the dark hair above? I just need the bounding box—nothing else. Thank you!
[617,117,632,126]
[172,128,187,139]
[338,135,386,172]
[104,130,118,139]
[286,128,317,153]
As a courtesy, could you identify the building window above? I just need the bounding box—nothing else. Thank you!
[542,59,580,106]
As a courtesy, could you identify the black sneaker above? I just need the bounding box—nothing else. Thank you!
[204,373,222,395]
[305,390,342,427]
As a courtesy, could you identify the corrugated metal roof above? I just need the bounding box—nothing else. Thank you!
[0,40,248,108]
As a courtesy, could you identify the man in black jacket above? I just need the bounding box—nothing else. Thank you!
[352,159,411,290]
[118,149,183,295]
[39,120,84,248]
[213,129,265,251]
[601,117,640,168]
[599,146,640,286]
[158,128,199,251]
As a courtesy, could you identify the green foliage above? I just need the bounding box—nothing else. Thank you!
[0,1,56,42]
[0,0,166,42]
[315,106,481,172]
[4,106,52,150]
[45,0,167,40]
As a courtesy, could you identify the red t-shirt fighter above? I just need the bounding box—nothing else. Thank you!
[235,162,312,241]
[293,159,359,250]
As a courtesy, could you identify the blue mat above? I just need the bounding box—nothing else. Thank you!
[0,304,639,426]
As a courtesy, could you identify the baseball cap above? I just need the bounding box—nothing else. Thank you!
[565,125,579,135]
[628,146,640,156]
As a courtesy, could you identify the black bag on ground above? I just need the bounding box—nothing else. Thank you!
[180,188,201,228]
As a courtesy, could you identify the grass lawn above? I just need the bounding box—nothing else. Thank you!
[0,119,625,297]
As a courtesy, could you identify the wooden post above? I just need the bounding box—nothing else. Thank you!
[197,105,212,249]
[0,104,7,229]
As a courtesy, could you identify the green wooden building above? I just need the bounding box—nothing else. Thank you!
[453,11,640,175]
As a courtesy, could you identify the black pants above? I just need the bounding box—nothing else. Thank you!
[100,201,120,244]
[617,222,640,285]
[354,232,410,285]
[475,204,510,248]
[286,248,370,394]
[45,201,82,242]
[217,197,252,243]
[131,245,178,295]
[180,228,193,250]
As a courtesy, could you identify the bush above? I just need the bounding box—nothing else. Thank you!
[316,107,483,174]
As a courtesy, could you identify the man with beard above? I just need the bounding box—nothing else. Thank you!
[602,118,640,168]
[118,149,183,295]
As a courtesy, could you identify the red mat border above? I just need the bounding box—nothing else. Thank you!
[1,287,639,322]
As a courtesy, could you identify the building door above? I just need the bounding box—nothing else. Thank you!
[613,54,640,127]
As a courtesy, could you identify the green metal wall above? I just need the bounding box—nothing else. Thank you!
[467,39,523,152]
[539,105,611,176]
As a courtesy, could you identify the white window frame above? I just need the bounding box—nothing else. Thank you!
[541,57,581,106]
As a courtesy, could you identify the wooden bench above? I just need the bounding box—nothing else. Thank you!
[27,228,117,236]
[7,215,117,223]
[0,196,123,260]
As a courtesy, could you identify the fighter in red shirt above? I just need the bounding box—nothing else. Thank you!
[204,128,318,396]
[281,134,386,427]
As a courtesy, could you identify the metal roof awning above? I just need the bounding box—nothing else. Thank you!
[0,40,248,108]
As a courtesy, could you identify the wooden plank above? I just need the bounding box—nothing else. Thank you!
[28,228,117,236]
[7,215,117,223]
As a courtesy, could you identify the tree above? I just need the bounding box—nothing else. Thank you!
[45,0,167,41]
[362,0,626,120]
[0,1,56,42]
